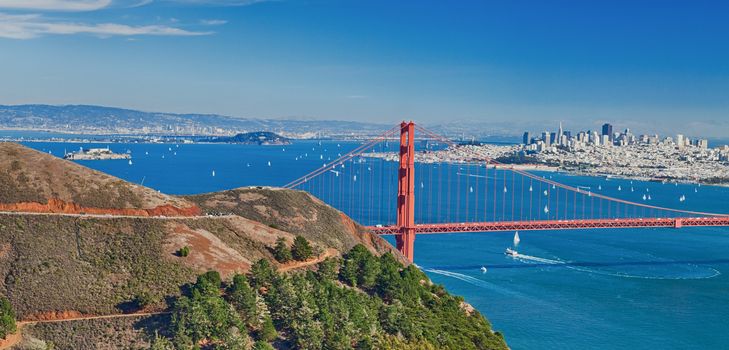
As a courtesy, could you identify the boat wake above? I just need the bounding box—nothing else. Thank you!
[512,252,721,280]
[422,268,540,301]
[456,172,495,179]
[424,268,497,289]
[422,267,587,319]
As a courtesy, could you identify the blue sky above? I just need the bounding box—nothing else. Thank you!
[0,0,728,136]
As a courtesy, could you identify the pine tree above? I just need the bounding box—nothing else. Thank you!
[291,236,313,261]
[250,259,276,290]
[273,237,292,263]
[258,315,278,342]
[228,274,258,327]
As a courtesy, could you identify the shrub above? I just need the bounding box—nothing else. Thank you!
[133,291,155,309]
[0,296,16,339]
[177,246,190,257]
[291,236,313,261]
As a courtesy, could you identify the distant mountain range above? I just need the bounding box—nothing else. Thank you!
[0,104,523,140]
[0,104,390,137]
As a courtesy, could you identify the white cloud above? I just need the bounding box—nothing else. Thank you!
[0,0,113,11]
[199,19,226,25]
[0,12,213,39]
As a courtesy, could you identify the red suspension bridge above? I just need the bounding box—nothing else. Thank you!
[284,121,729,262]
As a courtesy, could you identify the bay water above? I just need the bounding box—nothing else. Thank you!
[19,140,729,350]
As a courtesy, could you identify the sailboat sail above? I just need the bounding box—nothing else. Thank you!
[513,232,521,246]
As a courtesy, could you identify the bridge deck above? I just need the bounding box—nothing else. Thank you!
[366,217,729,235]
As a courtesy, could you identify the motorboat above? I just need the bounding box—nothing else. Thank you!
[505,248,518,257]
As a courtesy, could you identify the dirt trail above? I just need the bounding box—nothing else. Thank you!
[0,312,169,350]
[278,248,338,272]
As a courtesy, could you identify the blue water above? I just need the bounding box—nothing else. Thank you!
[21,140,729,350]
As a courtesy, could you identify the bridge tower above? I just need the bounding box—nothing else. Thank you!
[396,121,416,262]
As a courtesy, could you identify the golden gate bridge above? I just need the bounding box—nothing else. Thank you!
[284,122,729,262]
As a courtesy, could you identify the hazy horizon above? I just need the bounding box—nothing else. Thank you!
[1,0,728,137]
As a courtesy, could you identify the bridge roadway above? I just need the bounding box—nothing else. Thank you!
[366,217,729,235]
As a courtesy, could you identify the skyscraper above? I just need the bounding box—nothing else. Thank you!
[602,123,613,141]
[557,122,564,145]
[523,131,531,145]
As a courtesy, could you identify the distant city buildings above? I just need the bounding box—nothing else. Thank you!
[602,123,613,142]
[521,122,711,155]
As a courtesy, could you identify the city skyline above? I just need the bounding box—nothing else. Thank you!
[1,1,728,137]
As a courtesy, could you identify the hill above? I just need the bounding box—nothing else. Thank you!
[0,143,506,349]
[0,104,390,136]
[185,187,399,262]
[0,142,198,216]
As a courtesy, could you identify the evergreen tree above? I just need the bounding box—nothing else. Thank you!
[273,237,293,263]
[227,274,258,327]
[250,259,276,291]
[376,253,403,301]
[160,245,509,350]
[339,257,359,287]
[358,253,380,290]
[195,270,222,296]
[258,315,278,342]
[316,257,340,281]
[291,236,313,261]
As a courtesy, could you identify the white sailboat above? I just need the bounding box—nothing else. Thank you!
[544,205,549,214]
[469,186,474,193]
[212,170,216,177]
[618,185,622,191]
[267,161,272,166]
[529,185,533,192]
[128,159,132,165]
[480,266,488,274]
[642,194,647,201]
[513,231,521,246]
[598,185,602,190]
[503,186,508,193]
[679,195,686,202]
